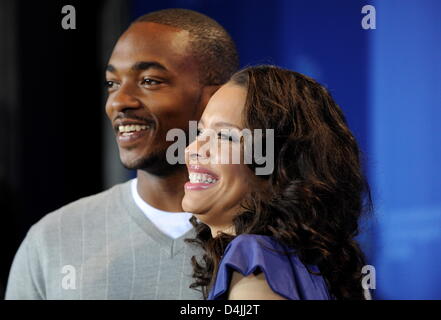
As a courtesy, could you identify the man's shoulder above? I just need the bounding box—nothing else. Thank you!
[30,180,132,237]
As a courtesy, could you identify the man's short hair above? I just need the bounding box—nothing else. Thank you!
[134,8,239,86]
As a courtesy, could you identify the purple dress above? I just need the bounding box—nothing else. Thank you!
[207,234,332,300]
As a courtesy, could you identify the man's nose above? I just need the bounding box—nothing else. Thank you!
[109,85,141,113]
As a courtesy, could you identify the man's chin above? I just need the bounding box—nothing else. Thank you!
[120,152,183,176]
[120,153,159,170]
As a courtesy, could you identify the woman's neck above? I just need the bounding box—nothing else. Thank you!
[209,225,236,238]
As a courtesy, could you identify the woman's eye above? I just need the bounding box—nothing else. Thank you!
[218,132,234,141]
[141,78,162,87]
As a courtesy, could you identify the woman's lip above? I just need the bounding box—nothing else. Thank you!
[186,164,219,191]
[187,164,219,179]
[184,181,218,191]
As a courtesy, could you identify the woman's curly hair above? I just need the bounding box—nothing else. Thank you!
[186,65,373,300]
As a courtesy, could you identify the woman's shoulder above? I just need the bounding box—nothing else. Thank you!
[222,234,301,268]
[227,233,279,246]
[208,233,332,300]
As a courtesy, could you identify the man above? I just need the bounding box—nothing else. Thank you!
[6,8,238,299]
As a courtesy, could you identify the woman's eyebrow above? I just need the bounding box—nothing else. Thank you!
[198,118,242,130]
[213,121,242,130]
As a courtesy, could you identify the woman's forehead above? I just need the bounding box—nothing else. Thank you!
[201,84,247,127]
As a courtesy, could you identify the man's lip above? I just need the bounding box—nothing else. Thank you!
[117,129,152,147]
[187,164,219,179]
[113,119,155,133]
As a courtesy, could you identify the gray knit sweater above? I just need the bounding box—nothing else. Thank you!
[5,180,203,300]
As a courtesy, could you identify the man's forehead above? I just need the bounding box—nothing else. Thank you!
[109,22,194,71]
[116,22,191,57]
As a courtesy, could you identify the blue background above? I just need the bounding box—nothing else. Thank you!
[130,0,441,299]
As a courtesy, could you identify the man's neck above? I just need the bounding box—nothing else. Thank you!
[136,168,188,212]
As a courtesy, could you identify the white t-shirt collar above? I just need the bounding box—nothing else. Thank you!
[131,178,193,239]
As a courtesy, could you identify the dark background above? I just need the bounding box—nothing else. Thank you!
[0,0,130,297]
[1,0,440,299]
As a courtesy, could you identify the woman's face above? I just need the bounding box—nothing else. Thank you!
[182,83,255,235]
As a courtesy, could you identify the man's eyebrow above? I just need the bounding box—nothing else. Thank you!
[105,61,168,73]
[106,64,116,73]
[132,61,167,72]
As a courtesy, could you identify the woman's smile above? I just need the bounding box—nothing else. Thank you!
[185,164,219,190]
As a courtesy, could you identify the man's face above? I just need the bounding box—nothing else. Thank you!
[105,22,206,172]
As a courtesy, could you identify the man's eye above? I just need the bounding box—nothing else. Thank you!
[104,80,119,90]
[141,78,162,87]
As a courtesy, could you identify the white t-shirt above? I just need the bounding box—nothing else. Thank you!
[131,178,193,239]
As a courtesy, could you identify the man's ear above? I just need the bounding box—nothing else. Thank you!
[195,85,221,117]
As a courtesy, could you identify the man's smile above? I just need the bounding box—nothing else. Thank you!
[113,118,155,147]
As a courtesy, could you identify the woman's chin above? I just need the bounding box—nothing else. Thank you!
[182,198,207,216]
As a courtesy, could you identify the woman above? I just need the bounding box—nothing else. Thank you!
[183,65,372,300]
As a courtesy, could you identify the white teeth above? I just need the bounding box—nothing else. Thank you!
[188,172,218,184]
[118,124,149,133]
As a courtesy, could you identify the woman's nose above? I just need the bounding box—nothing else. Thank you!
[185,136,211,163]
